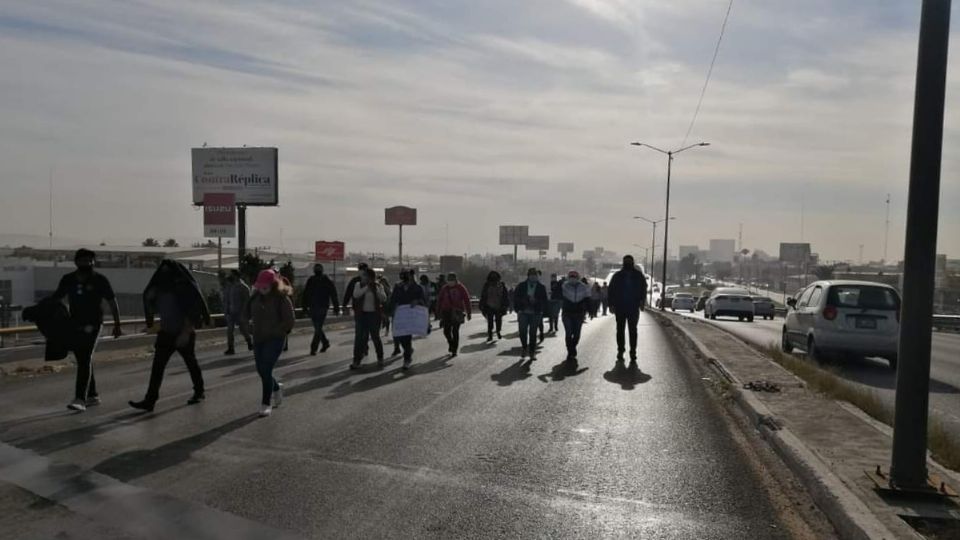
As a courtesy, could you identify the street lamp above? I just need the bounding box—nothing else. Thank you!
[633,215,674,303]
[631,141,710,310]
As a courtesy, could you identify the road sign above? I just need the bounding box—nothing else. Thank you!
[385,206,417,226]
[557,242,575,254]
[203,193,236,238]
[779,243,811,263]
[525,235,549,251]
[315,241,345,262]
[499,225,529,245]
[192,147,278,206]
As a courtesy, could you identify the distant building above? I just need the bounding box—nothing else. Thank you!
[679,245,700,260]
[709,239,736,263]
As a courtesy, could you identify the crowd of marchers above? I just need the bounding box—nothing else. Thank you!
[24,250,647,419]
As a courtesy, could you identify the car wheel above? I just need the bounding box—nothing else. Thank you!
[807,336,825,363]
[887,355,898,371]
[781,328,793,353]
[747,314,754,322]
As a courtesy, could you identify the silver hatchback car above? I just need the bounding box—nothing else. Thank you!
[781,280,901,369]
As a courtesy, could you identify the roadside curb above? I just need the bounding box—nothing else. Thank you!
[650,309,899,540]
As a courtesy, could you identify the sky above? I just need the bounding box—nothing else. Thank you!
[0,0,958,262]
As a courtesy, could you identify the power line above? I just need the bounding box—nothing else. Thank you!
[680,0,735,147]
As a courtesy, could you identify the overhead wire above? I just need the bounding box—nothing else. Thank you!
[680,0,735,147]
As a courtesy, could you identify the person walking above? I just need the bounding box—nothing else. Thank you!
[351,267,387,369]
[388,272,404,357]
[222,270,252,355]
[343,262,370,358]
[536,270,546,344]
[301,263,340,355]
[129,260,210,412]
[590,282,603,319]
[608,255,648,364]
[418,274,435,334]
[378,274,393,337]
[244,269,295,417]
[512,268,548,361]
[548,274,562,334]
[479,271,509,341]
[52,249,123,411]
[390,269,426,370]
[600,282,610,316]
[437,272,471,356]
[561,270,591,366]
[434,274,447,323]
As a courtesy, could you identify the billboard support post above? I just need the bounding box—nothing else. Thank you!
[237,205,247,259]
[399,224,403,268]
[385,207,417,267]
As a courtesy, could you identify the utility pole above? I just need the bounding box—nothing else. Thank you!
[859,244,864,266]
[883,193,891,265]
[48,168,54,249]
[890,0,951,492]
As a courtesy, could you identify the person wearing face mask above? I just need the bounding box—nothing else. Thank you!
[390,269,427,369]
[561,270,591,365]
[51,249,122,412]
[608,255,649,364]
[130,260,211,412]
[479,271,509,341]
[243,269,295,417]
[548,274,563,334]
[437,272,471,356]
[301,264,340,355]
[352,268,387,368]
[512,268,548,362]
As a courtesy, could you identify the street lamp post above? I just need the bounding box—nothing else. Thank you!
[634,216,674,304]
[631,142,710,310]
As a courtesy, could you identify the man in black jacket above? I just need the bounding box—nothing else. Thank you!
[390,269,426,370]
[302,264,340,355]
[343,262,369,357]
[52,249,123,412]
[512,268,549,361]
[608,255,648,363]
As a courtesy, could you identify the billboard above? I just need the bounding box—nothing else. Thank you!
[202,193,236,238]
[779,243,811,263]
[525,235,549,251]
[557,242,575,254]
[583,250,596,259]
[385,206,417,226]
[192,147,278,206]
[315,241,345,262]
[440,255,464,273]
[499,225,529,245]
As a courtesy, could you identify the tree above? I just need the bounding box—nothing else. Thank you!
[142,238,160,247]
[813,264,836,280]
[678,254,698,280]
[163,238,179,248]
[239,253,269,285]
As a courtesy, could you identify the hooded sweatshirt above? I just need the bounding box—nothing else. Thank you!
[562,279,591,319]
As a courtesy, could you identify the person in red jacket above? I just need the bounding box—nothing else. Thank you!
[437,272,471,356]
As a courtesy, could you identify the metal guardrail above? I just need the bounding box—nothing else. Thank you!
[932,314,960,332]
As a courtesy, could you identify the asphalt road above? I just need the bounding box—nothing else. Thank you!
[0,313,808,539]
[673,308,960,439]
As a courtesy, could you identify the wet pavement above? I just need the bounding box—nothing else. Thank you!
[0,312,805,538]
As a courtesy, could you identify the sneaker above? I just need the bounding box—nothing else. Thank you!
[309,349,317,356]
[497,332,502,339]
[273,384,283,408]
[377,356,385,367]
[85,396,101,407]
[187,393,205,405]
[320,342,330,353]
[402,359,412,371]
[349,361,361,370]
[520,350,527,360]
[259,405,272,417]
[529,352,537,362]
[67,399,86,412]
[224,349,236,356]
[392,347,402,357]
[128,399,155,412]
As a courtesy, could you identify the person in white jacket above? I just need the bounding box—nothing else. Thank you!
[561,271,592,366]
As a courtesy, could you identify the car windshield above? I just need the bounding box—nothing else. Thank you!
[675,293,693,298]
[717,289,749,296]
[753,297,771,302]
[827,285,900,310]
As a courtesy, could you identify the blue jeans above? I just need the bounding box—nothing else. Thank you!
[562,314,585,358]
[254,338,284,405]
[518,312,540,353]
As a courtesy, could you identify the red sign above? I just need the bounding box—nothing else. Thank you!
[203,193,236,238]
[385,206,417,226]
[315,241,345,262]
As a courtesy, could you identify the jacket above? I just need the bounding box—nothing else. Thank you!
[561,280,591,319]
[512,280,549,314]
[343,276,363,312]
[391,281,426,308]
[479,281,509,316]
[143,261,211,330]
[244,291,295,343]
[301,274,340,317]
[353,282,387,314]
[22,297,72,361]
[549,280,563,301]
[608,267,648,313]
[222,280,251,316]
[438,282,472,316]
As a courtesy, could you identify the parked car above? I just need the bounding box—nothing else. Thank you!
[671,292,696,312]
[704,287,755,321]
[781,280,901,370]
[752,297,776,320]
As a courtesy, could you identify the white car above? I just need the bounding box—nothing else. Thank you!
[704,287,755,322]
[671,292,696,312]
[781,280,901,369]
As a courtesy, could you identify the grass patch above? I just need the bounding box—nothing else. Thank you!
[759,344,960,472]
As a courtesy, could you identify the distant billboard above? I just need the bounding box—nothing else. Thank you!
[583,250,596,260]
[192,147,278,206]
[315,241,345,262]
[440,255,464,273]
[557,242,575,254]
[202,193,236,238]
[499,225,529,245]
[525,235,549,251]
[385,206,417,226]
[779,243,811,263]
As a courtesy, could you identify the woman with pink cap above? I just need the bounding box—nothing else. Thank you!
[244,269,295,417]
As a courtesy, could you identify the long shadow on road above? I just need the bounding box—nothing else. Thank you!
[602,361,652,390]
[325,355,454,400]
[490,360,533,386]
[537,361,589,382]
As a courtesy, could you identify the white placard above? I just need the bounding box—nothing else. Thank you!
[392,305,430,338]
